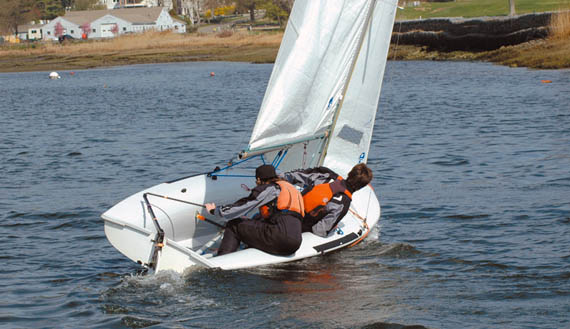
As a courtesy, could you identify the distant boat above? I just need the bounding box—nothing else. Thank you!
[101,0,398,273]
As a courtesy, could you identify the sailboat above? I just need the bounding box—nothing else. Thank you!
[102,0,398,273]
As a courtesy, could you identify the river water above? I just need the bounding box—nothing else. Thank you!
[1,61,569,329]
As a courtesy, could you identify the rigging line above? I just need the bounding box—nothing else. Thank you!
[211,154,262,174]
[145,192,205,208]
[302,142,307,168]
[348,207,369,231]
[365,185,373,224]
[209,174,255,178]
[385,11,403,111]
[274,149,288,170]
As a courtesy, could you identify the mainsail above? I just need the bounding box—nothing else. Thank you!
[323,0,398,175]
[243,0,397,176]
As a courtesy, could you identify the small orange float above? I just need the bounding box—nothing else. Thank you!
[541,80,552,83]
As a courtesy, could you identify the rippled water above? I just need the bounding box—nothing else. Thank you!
[1,61,569,329]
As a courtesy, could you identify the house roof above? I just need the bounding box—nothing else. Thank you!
[62,7,165,25]
[17,24,44,32]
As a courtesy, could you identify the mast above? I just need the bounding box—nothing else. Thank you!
[317,0,378,166]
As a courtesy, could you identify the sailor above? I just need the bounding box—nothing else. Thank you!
[282,163,373,237]
[205,164,305,256]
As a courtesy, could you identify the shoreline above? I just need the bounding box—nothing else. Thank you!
[0,45,280,73]
[1,32,568,73]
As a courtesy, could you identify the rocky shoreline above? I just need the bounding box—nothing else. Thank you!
[393,12,552,51]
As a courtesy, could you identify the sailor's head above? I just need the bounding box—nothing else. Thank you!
[255,164,277,184]
[346,163,373,191]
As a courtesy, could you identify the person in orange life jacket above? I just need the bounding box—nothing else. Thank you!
[282,163,373,237]
[205,164,305,256]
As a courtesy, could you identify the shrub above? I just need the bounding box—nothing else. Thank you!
[217,30,233,38]
[549,10,570,39]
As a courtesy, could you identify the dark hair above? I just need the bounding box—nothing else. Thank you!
[258,177,281,185]
[346,163,373,191]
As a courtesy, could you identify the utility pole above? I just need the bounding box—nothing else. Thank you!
[509,0,516,16]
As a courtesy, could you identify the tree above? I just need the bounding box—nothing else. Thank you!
[509,0,516,16]
[60,0,74,9]
[73,0,104,11]
[235,0,258,22]
[80,22,90,38]
[260,0,290,27]
[203,0,231,22]
[111,23,119,35]
[0,0,36,34]
[180,0,201,26]
[236,0,292,23]
[54,21,64,37]
[38,0,64,20]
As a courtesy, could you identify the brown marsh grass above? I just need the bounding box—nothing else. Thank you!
[0,30,283,57]
[475,11,570,70]
[549,10,570,39]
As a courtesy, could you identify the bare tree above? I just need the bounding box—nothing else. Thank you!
[180,0,201,26]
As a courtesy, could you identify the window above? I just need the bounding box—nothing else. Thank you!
[71,30,74,34]
[31,30,37,33]
[47,31,51,35]
[123,27,126,31]
[92,29,96,33]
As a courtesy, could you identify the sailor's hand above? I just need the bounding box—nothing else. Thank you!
[205,203,216,215]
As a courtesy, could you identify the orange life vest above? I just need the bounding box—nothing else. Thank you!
[303,177,352,217]
[260,180,305,219]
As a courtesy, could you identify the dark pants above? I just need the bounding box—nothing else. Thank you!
[217,212,302,256]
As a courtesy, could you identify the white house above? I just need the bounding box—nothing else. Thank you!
[41,17,80,40]
[16,24,45,40]
[41,7,185,41]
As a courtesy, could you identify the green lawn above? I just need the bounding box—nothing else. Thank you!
[396,0,570,20]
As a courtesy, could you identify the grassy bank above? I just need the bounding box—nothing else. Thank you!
[1,11,569,73]
[397,0,570,20]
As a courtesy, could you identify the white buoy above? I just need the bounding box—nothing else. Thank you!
[49,72,60,79]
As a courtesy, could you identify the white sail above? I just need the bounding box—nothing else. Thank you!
[323,0,398,176]
[246,0,375,155]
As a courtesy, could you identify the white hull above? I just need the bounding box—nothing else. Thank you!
[102,169,380,272]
